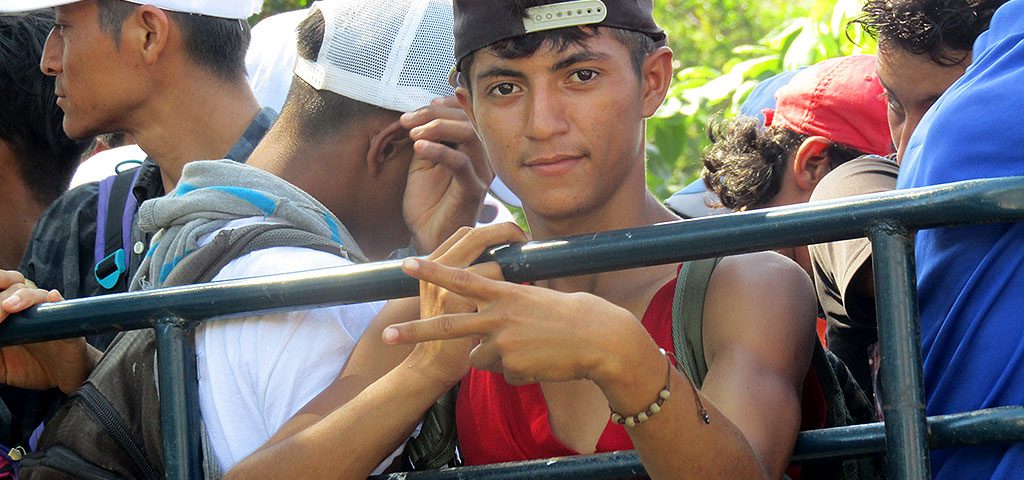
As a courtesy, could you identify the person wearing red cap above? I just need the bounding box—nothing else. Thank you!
[702,54,893,402]
[702,54,893,223]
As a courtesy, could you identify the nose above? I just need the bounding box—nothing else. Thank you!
[524,84,569,141]
[894,111,925,164]
[40,27,63,77]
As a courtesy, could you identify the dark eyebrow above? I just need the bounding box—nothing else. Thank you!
[475,67,526,84]
[550,50,610,72]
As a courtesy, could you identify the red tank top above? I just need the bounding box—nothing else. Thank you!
[454,272,826,476]
[454,278,676,464]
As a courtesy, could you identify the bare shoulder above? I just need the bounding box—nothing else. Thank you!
[702,251,816,367]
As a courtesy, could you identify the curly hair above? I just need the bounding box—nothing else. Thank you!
[702,117,866,211]
[850,0,1007,66]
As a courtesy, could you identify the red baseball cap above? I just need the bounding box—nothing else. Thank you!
[768,55,893,156]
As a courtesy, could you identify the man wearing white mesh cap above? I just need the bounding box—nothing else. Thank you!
[0,0,491,476]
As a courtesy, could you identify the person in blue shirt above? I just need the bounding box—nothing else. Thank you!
[897,0,1024,477]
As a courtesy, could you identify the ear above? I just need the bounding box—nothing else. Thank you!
[792,136,833,192]
[126,6,171,66]
[640,46,674,117]
[455,85,477,128]
[366,120,411,177]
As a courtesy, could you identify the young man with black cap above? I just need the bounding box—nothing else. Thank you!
[219,2,818,479]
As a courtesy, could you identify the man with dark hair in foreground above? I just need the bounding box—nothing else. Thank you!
[214,2,819,479]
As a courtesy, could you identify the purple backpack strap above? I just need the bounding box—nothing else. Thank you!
[93,168,142,290]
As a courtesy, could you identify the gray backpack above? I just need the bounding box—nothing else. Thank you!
[19,223,351,479]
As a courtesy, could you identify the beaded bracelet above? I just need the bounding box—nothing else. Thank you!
[609,348,710,427]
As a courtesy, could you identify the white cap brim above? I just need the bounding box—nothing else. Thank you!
[0,0,79,12]
[1,0,261,19]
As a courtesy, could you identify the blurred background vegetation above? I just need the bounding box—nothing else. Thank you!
[256,0,875,201]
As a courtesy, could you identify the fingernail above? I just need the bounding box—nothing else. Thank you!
[402,258,420,272]
[401,112,413,121]
[4,295,19,308]
[382,327,399,343]
[409,126,422,137]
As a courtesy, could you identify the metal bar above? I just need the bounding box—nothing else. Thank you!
[3,177,1024,346]
[369,407,1024,480]
[155,317,202,480]
[793,406,1024,462]
[869,223,930,480]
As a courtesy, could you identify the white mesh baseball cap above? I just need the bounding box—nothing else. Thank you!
[293,0,456,113]
[0,0,261,20]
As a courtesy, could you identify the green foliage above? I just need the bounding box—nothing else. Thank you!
[254,0,308,22]
[646,0,877,199]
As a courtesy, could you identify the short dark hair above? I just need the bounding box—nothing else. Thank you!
[702,116,866,211]
[0,11,92,205]
[96,0,250,81]
[458,2,666,90]
[282,9,391,142]
[850,0,1008,66]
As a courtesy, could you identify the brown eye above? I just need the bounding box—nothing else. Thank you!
[489,82,520,97]
[573,69,597,82]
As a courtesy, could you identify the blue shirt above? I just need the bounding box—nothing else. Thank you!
[897,1,1024,477]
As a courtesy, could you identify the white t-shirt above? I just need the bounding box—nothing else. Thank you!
[193,218,383,471]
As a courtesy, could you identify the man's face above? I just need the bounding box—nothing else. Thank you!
[458,31,661,222]
[41,1,138,139]
[877,43,969,163]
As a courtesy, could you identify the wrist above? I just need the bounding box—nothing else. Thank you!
[402,347,464,393]
[593,336,667,415]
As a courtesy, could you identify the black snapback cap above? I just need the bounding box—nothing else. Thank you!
[453,0,664,68]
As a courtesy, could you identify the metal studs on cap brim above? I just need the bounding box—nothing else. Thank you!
[522,0,607,34]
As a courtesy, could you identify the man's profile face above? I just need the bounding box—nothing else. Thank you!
[877,42,969,163]
[41,1,138,139]
[458,30,655,221]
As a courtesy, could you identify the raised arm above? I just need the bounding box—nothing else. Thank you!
[226,225,526,480]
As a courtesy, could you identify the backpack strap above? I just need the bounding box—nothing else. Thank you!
[162,223,347,286]
[670,257,721,387]
[94,167,142,291]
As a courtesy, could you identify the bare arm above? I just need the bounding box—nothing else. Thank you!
[227,226,524,479]
[386,250,816,479]
[620,253,816,479]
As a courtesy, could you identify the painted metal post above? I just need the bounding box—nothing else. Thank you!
[869,222,930,479]
[155,316,202,480]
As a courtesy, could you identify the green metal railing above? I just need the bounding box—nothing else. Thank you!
[4,176,1024,479]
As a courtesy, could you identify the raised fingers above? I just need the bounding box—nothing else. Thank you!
[434,223,527,267]
[382,312,485,345]
[400,97,467,130]
[402,257,502,301]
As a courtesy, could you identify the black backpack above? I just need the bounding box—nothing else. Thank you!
[406,258,884,478]
[19,223,352,480]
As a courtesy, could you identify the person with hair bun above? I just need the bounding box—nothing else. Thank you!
[702,54,893,273]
